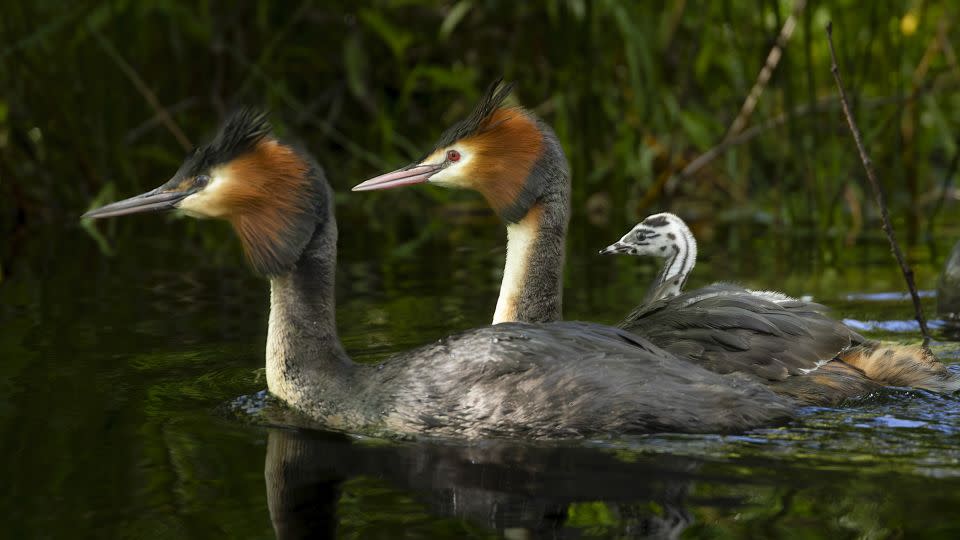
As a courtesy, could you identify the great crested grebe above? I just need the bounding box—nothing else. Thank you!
[354,82,568,325]
[600,212,794,304]
[82,109,798,439]
[353,82,960,403]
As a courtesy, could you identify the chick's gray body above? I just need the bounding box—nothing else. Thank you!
[620,283,862,382]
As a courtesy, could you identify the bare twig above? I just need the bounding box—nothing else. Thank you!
[703,82,948,173]
[725,0,807,140]
[90,27,192,151]
[825,22,931,346]
[636,78,958,210]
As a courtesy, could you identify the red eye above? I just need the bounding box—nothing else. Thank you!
[446,149,461,162]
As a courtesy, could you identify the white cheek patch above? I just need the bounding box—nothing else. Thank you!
[177,173,231,218]
[427,148,475,188]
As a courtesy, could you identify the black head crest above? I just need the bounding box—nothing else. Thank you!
[173,108,272,179]
[210,108,272,162]
[433,79,516,149]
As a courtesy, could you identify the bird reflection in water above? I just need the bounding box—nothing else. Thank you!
[264,428,698,539]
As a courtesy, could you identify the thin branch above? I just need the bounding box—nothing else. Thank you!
[725,0,807,140]
[637,77,957,211]
[89,26,192,151]
[825,22,931,346]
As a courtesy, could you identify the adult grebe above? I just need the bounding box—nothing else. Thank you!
[353,82,960,402]
[82,109,796,439]
[354,81,568,324]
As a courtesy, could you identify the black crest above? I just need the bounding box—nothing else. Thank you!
[211,108,272,159]
[433,79,515,150]
[177,108,273,178]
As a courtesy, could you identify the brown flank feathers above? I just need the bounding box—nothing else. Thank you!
[838,343,960,393]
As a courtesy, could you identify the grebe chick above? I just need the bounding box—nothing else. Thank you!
[599,212,697,304]
[354,81,960,402]
[606,214,960,398]
[600,212,796,305]
[82,109,797,439]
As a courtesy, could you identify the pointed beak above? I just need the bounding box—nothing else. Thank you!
[82,186,193,219]
[599,242,629,255]
[352,163,443,192]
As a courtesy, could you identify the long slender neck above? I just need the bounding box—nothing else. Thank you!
[491,123,570,324]
[493,195,568,324]
[644,232,696,303]
[265,211,353,412]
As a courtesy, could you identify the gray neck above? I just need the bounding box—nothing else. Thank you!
[265,211,353,412]
[493,198,568,323]
[493,124,570,324]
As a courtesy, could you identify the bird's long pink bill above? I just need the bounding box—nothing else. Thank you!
[82,186,192,219]
[352,163,442,192]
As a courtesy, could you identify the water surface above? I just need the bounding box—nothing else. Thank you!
[3,217,960,538]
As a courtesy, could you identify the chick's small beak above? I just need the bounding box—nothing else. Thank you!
[82,185,195,219]
[599,242,629,255]
[352,163,443,192]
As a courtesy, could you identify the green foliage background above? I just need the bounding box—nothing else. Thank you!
[3,3,960,537]
[2,0,958,247]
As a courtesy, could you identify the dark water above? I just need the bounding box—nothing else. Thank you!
[3,215,960,539]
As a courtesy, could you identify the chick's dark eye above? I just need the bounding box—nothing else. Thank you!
[195,174,210,187]
[446,149,461,162]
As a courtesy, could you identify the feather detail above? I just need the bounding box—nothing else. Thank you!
[461,108,544,216]
[222,140,316,275]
